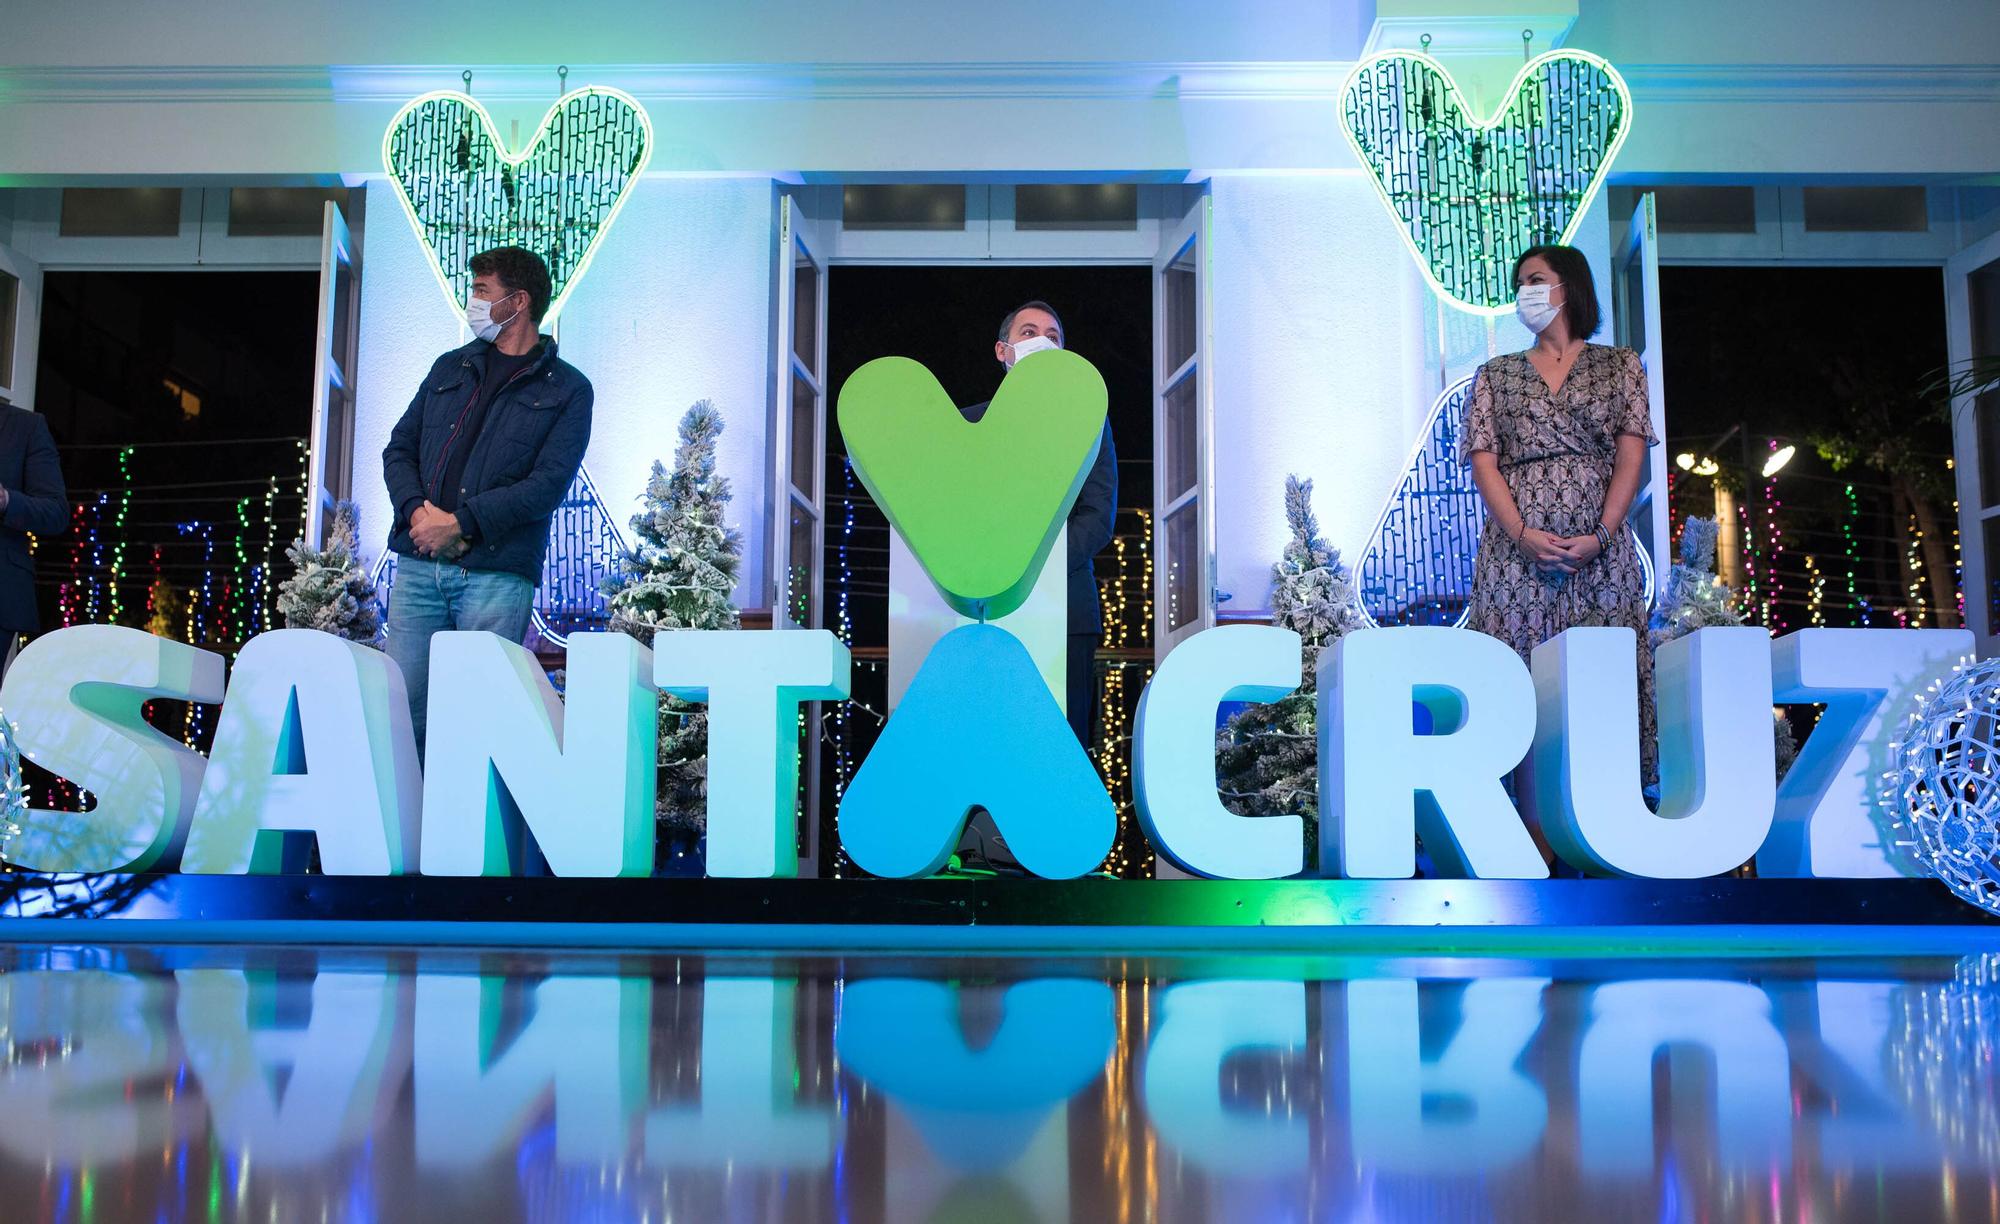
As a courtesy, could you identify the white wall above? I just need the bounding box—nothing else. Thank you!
[351,178,776,610]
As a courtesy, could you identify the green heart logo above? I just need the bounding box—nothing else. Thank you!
[838,351,1107,620]
[1339,50,1632,313]
[384,86,652,322]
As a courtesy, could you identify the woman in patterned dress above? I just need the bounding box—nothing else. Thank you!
[1460,244,1659,780]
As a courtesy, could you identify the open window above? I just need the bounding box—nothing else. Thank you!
[1947,226,2000,654]
[305,200,360,544]
[0,235,41,411]
[772,192,830,631]
[1613,191,1669,590]
[1153,188,1214,661]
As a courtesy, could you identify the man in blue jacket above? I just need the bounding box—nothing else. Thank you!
[381,246,591,751]
[966,300,1118,746]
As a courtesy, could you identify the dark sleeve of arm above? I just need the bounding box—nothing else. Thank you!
[382,376,430,531]
[3,415,69,537]
[1067,419,1118,570]
[455,382,592,544]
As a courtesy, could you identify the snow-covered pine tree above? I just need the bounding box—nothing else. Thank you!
[1651,516,1796,781]
[1649,516,1743,648]
[275,500,382,644]
[1215,476,1369,830]
[603,401,744,840]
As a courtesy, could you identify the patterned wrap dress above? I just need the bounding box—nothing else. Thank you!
[1458,344,1660,777]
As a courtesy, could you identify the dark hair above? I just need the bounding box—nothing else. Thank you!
[1512,244,1600,339]
[469,246,554,323]
[997,300,1064,345]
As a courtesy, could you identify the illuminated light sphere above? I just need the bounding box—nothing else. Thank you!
[1761,444,1797,479]
[1675,452,1697,472]
[1889,658,2000,915]
[1691,457,1721,477]
[1887,952,2000,1164]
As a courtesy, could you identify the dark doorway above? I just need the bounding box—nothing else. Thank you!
[29,270,317,776]
[820,264,1156,876]
[1661,265,1958,632]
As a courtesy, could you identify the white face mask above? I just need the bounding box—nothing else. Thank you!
[1004,333,1060,368]
[465,293,521,344]
[1515,282,1562,335]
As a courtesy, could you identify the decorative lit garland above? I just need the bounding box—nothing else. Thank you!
[1338,49,1633,314]
[382,85,654,325]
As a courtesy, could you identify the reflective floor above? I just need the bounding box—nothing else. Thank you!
[3,945,1999,1222]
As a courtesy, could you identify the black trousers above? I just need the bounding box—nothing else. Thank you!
[1067,632,1098,747]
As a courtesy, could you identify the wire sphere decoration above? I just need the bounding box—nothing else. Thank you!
[1888,658,2000,914]
[0,715,25,849]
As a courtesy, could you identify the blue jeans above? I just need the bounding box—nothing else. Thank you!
[384,555,535,753]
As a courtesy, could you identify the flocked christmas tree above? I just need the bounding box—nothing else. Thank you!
[1215,476,1369,835]
[276,500,382,644]
[603,401,744,839]
[1651,516,1798,776]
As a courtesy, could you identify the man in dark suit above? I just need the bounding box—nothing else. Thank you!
[963,301,1118,746]
[0,398,69,670]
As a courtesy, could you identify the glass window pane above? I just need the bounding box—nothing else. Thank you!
[841,185,966,231]
[1802,186,1929,233]
[790,370,818,496]
[793,248,818,369]
[1649,186,1757,235]
[1986,515,2000,635]
[788,506,818,627]
[1973,260,2000,509]
[1621,252,1647,350]
[1164,505,1201,633]
[1163,373,1197,499]
[0,268,15,394]
[330,255,355,377]
[228,187,349,237]
[59,187,182,237]
[1164,240,1198,375]
[1015,184,1139,231]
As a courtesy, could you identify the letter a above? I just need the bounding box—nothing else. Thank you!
[839,624,1114,878]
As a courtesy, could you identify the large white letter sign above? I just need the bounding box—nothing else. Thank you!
[1135,625,1304,879]
[652,629,850,878]
[420,630,655,877]
[1522,626,1775,878]
[1758,627,1973,878]
[1320,626,1545,878]
[840,624,1116,879]
[183,629,422,874]
[0,625,223,872]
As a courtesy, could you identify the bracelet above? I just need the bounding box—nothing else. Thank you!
[1512,518,1528,542]
[1593,523,1613,553]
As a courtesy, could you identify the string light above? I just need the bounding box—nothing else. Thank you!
[1906,511,1929,629]
[1843,482,1871,626]
[1806,554,1826,628]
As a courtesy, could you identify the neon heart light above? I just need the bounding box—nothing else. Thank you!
[383,86,652,323]
[1339,50,1633,315]
[837,350,1107,621]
